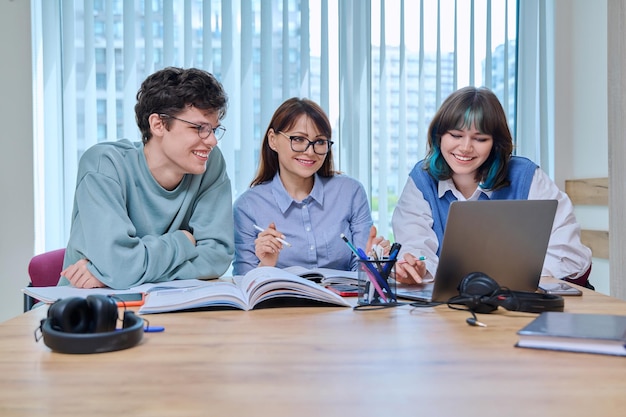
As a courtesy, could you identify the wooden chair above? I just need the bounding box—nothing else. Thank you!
[564,177,609,290]
[24,248,65,311]
[564,177,609,259]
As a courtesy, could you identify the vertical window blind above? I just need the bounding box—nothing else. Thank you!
[32,0,518,251]
[364,0,517,235]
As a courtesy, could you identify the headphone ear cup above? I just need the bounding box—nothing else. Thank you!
[85,295,119,333]
[457,272,500,313]
[47,297,93,333]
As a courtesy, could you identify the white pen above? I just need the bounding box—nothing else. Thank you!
[253,224,292,247]
[371,243,384,259]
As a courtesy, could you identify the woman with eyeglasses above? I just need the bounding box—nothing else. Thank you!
[233,97,388,275]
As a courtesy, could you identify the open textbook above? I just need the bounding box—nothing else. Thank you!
[139,267,351,314]
[22,267,354,313]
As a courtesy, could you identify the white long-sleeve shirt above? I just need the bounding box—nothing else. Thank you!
[391,167,592,280]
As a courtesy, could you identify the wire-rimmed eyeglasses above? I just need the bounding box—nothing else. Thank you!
[278,131,333,155]
[160,114,226,141]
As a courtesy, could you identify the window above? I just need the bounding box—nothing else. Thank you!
[32,0,517,250]
[367,0,517,235]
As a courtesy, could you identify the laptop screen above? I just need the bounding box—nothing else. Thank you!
[396,200,557,303]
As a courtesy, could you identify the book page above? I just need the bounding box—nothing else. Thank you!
[317,269,358,286]
[283,266,358,285]
[139,281,249,314]
[238,267,350,308]
[23,279,211,304]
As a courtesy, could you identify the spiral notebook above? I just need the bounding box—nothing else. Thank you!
[395,199,558,303]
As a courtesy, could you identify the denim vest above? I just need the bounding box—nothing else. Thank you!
[408,156,537,255]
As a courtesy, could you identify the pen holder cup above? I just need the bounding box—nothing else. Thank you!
[357,259,397,306]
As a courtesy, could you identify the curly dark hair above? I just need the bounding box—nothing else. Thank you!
[134,67,228,143]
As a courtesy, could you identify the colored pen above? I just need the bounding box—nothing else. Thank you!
[383,243,402,276]
[397,256,426,265]
[357,247,390,302]
[117,325,165,333]
[340,233,360,257]
[340,234,388,302]
[360,262,388,302]
[253,224,292,247]
[371,249,396,297]
[144,326,165,333]
[371,243,384,259]
[388,243,402,261]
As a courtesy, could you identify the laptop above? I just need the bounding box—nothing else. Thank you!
[395,199,558,303]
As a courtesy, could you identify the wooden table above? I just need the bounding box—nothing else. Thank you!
[1,279,625,417]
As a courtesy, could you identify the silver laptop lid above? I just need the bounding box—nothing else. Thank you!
[429,199,558,302]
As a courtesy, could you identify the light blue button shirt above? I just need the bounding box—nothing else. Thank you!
[233,173,373,275]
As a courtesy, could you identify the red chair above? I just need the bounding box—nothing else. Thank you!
[24,248,65,311]
[564,264,594,290]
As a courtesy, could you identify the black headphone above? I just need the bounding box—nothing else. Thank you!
[36,294,144,354]
[448,272,564,315]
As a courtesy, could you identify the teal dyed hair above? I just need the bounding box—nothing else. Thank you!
[460,106,482,131]
[427,142,450,179]
[479,158,501,189]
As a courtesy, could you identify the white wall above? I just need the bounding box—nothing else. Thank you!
[0,0,34,322]
[0,1,613,322]
[553,0,609,294]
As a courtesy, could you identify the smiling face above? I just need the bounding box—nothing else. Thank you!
[440,124,493,187]
[425,87,515,191]
[268,114,327,185]
[144,106,221,190]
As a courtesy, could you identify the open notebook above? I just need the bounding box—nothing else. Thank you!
[396,199,558,303]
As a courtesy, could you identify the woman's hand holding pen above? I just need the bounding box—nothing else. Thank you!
[254,223,289,267]
[393,253,427,284]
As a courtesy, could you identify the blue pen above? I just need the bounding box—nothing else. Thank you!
[144,326,165,333]
[383,243,402,276]
[373,246,401,302]
[341,234,387,302]
[116,325,164,333]
[357,247,394,302]
[358,262,388,302]
[388,243,401,260]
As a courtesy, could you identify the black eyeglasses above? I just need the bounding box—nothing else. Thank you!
[160,114,226,141]
[278,131,333,155]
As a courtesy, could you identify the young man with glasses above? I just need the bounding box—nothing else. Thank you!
[232,97,388,275]
[60,67,234,289]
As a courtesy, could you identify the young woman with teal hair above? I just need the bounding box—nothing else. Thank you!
[392,86,592,287]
